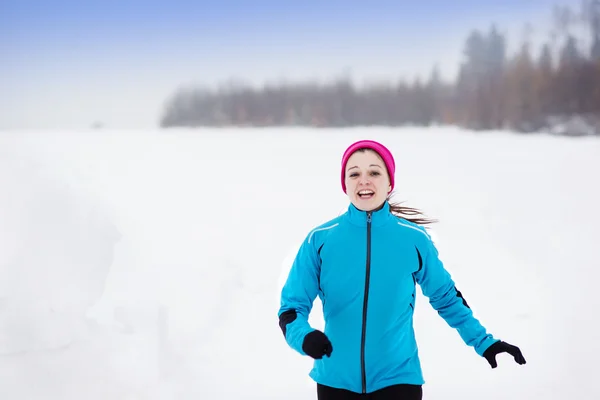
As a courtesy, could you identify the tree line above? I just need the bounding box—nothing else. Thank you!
[159,1,600,135]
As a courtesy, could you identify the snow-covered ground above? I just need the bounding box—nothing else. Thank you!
[0,126,598,399]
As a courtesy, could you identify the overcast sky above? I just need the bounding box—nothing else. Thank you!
[1,0,571,130]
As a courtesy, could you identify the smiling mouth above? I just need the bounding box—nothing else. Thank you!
[358,190,374,199]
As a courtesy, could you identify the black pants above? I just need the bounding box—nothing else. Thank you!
[317,383,423,400]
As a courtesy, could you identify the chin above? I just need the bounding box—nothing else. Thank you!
[353,197,384,211]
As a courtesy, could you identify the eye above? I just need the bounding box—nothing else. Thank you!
[349,172,359,177]
[370,171,380,176]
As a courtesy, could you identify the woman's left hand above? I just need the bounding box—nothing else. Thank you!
[483,341,527,368]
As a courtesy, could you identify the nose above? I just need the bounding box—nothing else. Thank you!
[359,177,371,186]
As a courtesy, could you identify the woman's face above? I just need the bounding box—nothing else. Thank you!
[344,150,391,211]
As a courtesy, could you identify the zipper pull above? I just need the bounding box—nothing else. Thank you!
[367,212,372,223]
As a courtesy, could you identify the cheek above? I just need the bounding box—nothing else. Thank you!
[377,179,390,192]
[345,179,354,192]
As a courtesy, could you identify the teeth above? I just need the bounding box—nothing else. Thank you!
[359,190,374,195]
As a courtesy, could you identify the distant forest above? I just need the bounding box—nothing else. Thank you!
[160,2,600,135]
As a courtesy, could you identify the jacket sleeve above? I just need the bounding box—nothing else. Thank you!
[278,232,321,356]
[414,233,499,356]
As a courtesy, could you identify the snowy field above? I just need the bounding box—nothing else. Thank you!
[0,126,598,399]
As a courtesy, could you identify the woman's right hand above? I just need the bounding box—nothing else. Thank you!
[302,330,333,359]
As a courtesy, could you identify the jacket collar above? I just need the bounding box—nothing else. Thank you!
[346,200,393,227]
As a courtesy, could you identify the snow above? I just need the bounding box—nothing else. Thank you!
[0,126,598,399]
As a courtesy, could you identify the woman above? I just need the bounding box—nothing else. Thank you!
[277,139,526,399]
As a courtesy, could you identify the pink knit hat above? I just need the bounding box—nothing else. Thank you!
[341,140,396,193]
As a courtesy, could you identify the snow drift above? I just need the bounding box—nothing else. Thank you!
[0,126,598,399]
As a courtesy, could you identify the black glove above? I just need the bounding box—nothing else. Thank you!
[302,330,333,359]
[483,340,526,368]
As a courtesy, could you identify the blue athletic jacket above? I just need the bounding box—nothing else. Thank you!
[278,201,498,393]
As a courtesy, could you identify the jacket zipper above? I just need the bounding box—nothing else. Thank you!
[360,211,372,394]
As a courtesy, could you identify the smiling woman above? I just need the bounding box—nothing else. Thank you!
[340,140,436,226]
[277,139,526,399]
[343,150,390,210]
